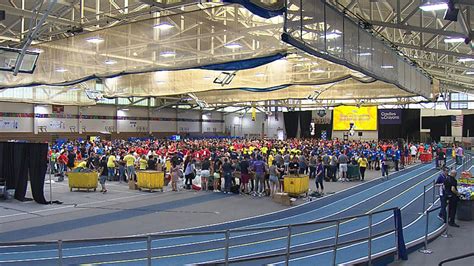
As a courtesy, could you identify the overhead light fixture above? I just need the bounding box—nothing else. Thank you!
[255,73,265,77]
[104,59,117,65]
[312,69,325,73]
[419,1,448,12]
[458,58,474,63]
[69,87,81,91]
[121,108,129,111]
[224,43,242,49]
[30,48,43,53]
[160,51,176,57]
[358,52,372,56]
[444,37,465,43]
[86,36,104,44]
[153,22,174,30]
[381,65,394,69]
[466,71,474,75]
[324,30,341,40]
[203,76,212,80]
[56,67,68,72]
[156,80,165,84]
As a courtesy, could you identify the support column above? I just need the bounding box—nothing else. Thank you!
[33,104,38,134]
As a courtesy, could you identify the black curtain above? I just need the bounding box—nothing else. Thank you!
[28,144,49,204]
[284,112,299,138]
[378,124,402,140]
[1,142,48,204]
[299,111,312,138]
[422,116,452,142]
[315,124,332,139]
[401,109,420,142]
[463,114,474,137]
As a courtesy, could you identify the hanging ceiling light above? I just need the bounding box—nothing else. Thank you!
[86,36,104,44]
[324,31,342,40]
[224,43,242,49]
[55,67,68,72]
[458,58,474,63]
[30,48,43,53]
[466,71,474,75]
[444,37,465,43]
[104,59,117,65]
[160,51,176,58]
[153,22,174,30]
[419,1,448,12]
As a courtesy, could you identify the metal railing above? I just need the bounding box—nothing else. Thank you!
[418,152,472,255]
[197,208,400,266]
[439,252,474,266]
[0,208,400,266]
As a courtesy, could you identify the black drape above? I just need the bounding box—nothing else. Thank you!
[299,111,312,138]
[463,114,474,137]
[401,109,420,142]
[315,124,332,139]
[28,144,49,204]
[284,112,299,138]
[422,116,452,142]
[1,142,48,204]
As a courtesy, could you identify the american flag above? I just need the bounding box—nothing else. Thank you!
[452,115,463,127]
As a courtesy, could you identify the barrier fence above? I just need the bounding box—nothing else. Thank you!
[418,152,472,255]
[0,208,403,266]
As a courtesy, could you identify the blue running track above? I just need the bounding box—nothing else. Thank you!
[0,157,471,266]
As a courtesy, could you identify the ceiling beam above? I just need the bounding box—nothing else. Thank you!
[395,42,474,59]
[367,20,468,38]
[0,3,80,27]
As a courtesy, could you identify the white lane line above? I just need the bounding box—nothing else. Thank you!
[0,193,156,219]
[275,162,471,265]
[0,163,432,258]
[195,162,457,265]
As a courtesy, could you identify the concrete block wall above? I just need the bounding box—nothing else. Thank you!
[0,102,225,141]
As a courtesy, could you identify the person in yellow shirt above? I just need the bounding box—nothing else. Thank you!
[139,155,148,170]
[268,152,274,167]
[107,153,117,181]
[358,154,368,181]
[123,153,136,181]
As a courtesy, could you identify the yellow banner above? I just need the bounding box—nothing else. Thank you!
[251,107,256,121]
[333,106,377,131]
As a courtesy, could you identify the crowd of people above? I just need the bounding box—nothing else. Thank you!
[48,137,462,197]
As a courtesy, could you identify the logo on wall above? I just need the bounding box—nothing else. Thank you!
[49,120,65,129]
[312,110,331,124]
[379,109,402,125]
[0,119,18,129]
[52,105,64,114]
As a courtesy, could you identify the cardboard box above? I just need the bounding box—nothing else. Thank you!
[273,192,292,206]
[129,180,138,190]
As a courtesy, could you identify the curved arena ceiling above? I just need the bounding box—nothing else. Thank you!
[0,0,464,107]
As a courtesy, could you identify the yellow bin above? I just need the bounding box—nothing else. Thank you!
[67,172,98,192]
[137,171,165,192]
[284,175,309,197]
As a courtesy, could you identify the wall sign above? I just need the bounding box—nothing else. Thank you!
[379,109,402,125]
[0,119,18,129]
[49,120,65,129]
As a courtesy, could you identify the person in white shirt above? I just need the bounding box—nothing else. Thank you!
[410,144,417,163]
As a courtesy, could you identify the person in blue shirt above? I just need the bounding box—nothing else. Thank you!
[394,147,401,171]
[380,152,389,178]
